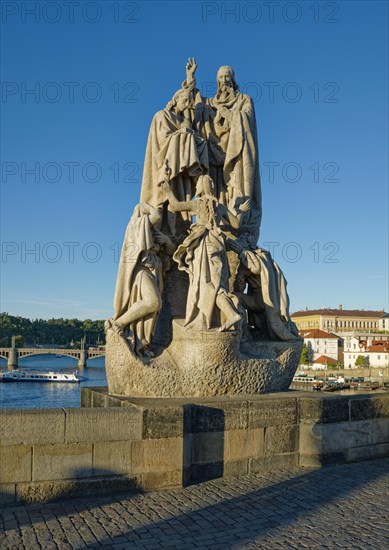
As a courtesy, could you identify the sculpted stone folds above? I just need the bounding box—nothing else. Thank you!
[105,59,302,396]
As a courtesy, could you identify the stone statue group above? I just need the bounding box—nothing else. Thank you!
[105,60,299,359]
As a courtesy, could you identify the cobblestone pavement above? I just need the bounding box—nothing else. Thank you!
[1,458,388,549]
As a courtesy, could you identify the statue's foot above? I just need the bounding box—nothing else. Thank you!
[112,320,125,336]
[219,312,241,332]
[104,318,113,332]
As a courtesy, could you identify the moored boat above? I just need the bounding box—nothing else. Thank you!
[0,369,80,383]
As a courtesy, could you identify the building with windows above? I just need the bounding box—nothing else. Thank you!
[291,307,386,334]
[378,313,389,332]
[344,339,389,369]
[299,329,341,364]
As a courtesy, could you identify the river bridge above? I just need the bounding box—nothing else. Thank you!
[0,341,104,368]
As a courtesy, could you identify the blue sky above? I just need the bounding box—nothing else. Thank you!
[1,0,388,320]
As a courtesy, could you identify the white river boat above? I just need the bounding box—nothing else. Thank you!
[0,369,80,383]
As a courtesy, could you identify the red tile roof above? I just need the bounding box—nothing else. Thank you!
[366,344,389,353]
[291,309,385,318]
[313,355,338,365]
[299,329,338,339]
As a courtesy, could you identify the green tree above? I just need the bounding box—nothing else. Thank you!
[355,355,366,367]
[300,343,310,365]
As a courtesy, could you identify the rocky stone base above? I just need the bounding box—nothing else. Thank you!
[106,319,303,397]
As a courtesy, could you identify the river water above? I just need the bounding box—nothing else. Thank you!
[0,354,106,409]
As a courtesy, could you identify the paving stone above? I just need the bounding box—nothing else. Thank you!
[0,458,388,549]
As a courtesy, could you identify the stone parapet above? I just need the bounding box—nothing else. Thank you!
[1,389,388,506]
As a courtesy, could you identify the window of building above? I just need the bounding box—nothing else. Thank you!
[377,355,381,360]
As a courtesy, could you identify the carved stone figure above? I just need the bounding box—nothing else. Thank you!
[105,203,174,357]
[105,60,302,397]
[140,86,208,236]
[229,234,300,342]
[185,60,262,241]
[162,175,246,331]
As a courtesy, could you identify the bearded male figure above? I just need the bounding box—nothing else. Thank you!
[184,60,262,242]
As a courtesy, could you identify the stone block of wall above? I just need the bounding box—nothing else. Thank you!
[0,409,65,445]
[93,441,133,475]
[0,446,31,483]
[350,396,389,421]
[298,395,349,424]
[32,443,93,481]
[65,408,142,443]
[248,397,298,428]
[131,438,183,475]
[224,428,264,461]
[264,425,299,455]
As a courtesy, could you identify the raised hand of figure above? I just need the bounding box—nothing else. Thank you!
[239,199,251,213]
[186,57,197,81]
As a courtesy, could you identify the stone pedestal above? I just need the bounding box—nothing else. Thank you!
[106,320,302,397]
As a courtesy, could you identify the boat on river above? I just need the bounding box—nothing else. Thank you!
[0,369,80,383]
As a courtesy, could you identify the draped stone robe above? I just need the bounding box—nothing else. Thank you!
[192,89,262,241]
[140,108,208,235]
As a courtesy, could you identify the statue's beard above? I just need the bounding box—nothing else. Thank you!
[217,83,234,100]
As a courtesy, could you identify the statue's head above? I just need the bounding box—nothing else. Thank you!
[195,175,215,197]
[168,88,192,113]
[216,66,239,94]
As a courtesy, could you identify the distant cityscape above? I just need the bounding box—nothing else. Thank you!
[291,307,389,369]
[1,308,388,370]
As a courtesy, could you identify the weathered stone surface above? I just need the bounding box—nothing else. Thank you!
[80,387,93,408]
[346,443,389,463]
[223,459,249,476]
[189,399,249,431]
[322,421,374,452]
[32,443,93,481]
[224,428,264,461]
[189,462,224,483]
[299,424,323,455]
[0,446,31,483]
[15,476,139,505]
[0,483,16,507]
[0,409,65,445]
[93,441,133,475]
[350,396,389,421]
[265,425,298,455]
[300,452,347,468]
[190,432,225,464]
[299,422,373,456]
[131,438,182,474]
[4,458,388,547]
[106,325,302,397]
[142,403,184,439]
[299,419,389,464]
[184,403,226,434]
[372,417,389,444]
[140,470,182,490]
[249,452,299,473]
[299,395,349,424]
[65,408,142,443]
[248,397,298,428]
